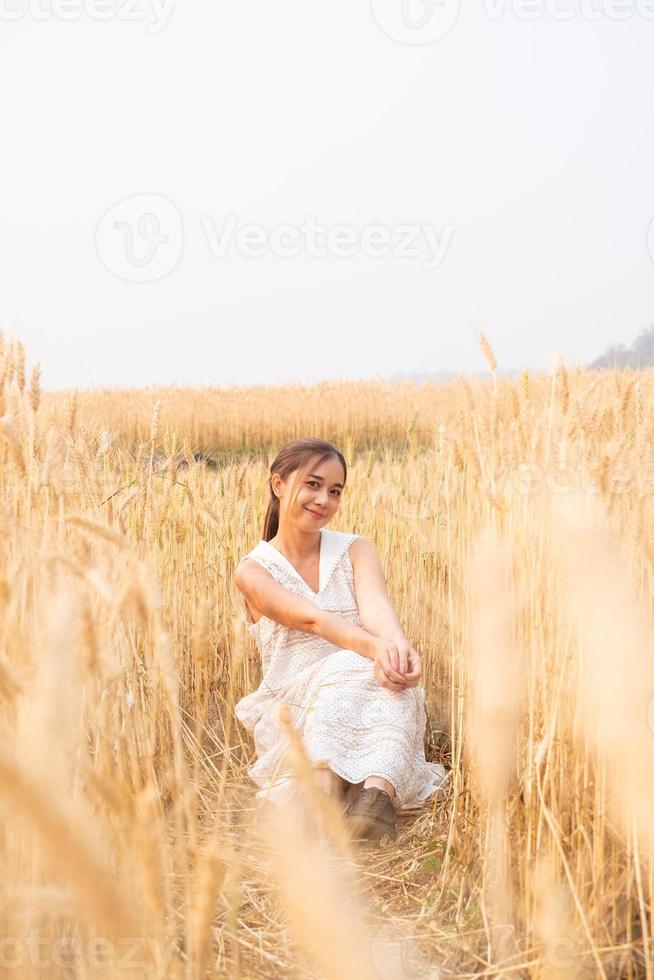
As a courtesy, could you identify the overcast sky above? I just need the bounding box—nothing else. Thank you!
[1,1,653,390]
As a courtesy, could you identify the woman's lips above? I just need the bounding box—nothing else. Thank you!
[305,508,325,519]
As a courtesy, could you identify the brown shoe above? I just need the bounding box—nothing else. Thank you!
[345,787,398,842]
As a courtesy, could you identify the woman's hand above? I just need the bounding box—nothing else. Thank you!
[401,643,422,688]
[370,636,422,691]
[388,635,422,688]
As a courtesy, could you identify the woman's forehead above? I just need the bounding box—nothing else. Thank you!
[297,457,344,481]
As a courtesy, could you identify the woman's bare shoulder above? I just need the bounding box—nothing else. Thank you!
[348,536,379,564]
[234,556,267,588]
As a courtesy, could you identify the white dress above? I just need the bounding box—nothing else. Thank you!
[234,528,449,813]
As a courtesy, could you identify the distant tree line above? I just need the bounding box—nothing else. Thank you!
[589,325,654,370]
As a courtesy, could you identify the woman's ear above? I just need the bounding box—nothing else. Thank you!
[271,474,284,499]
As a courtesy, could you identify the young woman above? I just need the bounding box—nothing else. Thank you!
[233,437,449,841]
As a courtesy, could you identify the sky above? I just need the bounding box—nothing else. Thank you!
[1,0,653,390]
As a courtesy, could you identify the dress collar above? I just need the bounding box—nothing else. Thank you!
[257,528,342,596]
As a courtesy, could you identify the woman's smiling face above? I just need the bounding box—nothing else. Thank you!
[273,455,345,529]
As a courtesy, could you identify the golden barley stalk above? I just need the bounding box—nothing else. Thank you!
[556,361,570,416]
[15,340,25,392]
[66,389,78,434]
[0,748,138,939]
[65,513,132,550]
[552,492,654,857]
[477,329,497,373]
[0,418,26,476]
[29,363,41,414]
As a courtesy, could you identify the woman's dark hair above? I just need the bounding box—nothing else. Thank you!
[262,438,347,541]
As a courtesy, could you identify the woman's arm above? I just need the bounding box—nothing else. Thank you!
[235,558,410,689]
[348,537,407,643]
[234,559,378,660]
[348,538,423,687]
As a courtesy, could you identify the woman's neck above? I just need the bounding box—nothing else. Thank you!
[271,526,322,563]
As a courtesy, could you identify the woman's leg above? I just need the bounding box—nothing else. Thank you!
[306,760,395,807]
[363,775,396,799]
[313,765,348,802]
[344,776,397,803]
[292,648,440,810]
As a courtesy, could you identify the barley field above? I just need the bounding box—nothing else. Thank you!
[1,329,654,978]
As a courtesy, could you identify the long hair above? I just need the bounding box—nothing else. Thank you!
[262,438,348,542]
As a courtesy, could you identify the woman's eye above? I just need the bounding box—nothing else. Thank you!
[307,481,340,496]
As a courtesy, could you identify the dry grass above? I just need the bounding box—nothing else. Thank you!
[0,329,654,976]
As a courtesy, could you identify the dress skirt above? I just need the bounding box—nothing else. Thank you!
[235,647,449,813]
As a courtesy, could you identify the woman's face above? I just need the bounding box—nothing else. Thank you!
[273,456,345,530]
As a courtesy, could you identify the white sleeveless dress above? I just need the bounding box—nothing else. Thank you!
[234,528,449,812]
